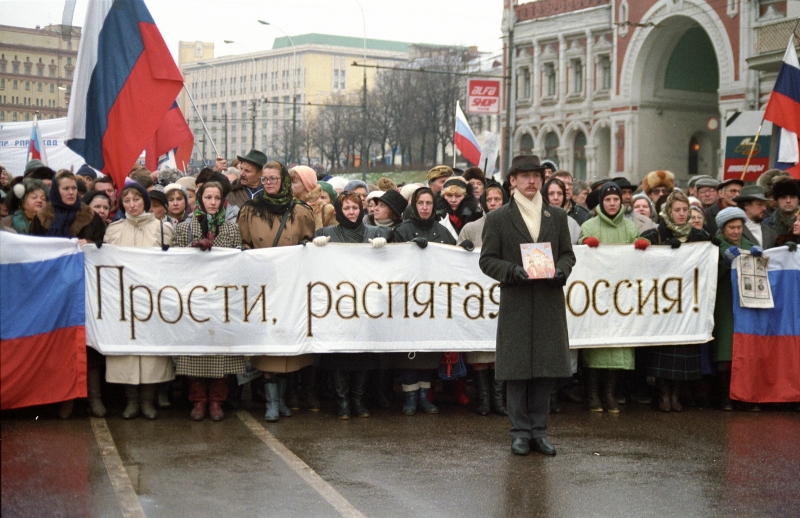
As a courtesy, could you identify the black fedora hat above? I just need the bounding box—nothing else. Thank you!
[237,149,268,169]
[610,177,634,190]
[510,155,546,172]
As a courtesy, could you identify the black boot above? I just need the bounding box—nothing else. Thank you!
[303,366,320,411]
[490,372,507,416]
[604,370,620,414]
[719,370,732,411]
[473,369,491,416]
[586,368,602,412]
[402,388,418,416]
[331,370,351,420]
[350,370,370,418]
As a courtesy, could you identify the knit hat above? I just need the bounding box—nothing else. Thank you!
[715,206,747,230]
[327,176,349,193]
[632,192,658,222]
[149,189,167,209]
[366,190,384,203]
[400,183,424,200]
[120,180,151,212]
[772,179,800,200]
[291,165,318,192]
[76,164,98,179]
[377,189,408,218]
[318,181,337,203]
[642,170,675,195]
[427,165,454,183]
[176,176,197,192]
[343,180,368,193]
[23,159,46,176]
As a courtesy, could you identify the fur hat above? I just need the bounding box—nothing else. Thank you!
[716,207,747,230]
[427,165,454,183]
[462,167,486,186]
[375,177,397,191]
[642,170,675,195]
[157,167,183,185]
[757,169,792,198]
[8,178,48,213]
[772,179,800,200]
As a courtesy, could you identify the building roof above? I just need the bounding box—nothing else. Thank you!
[272,33,412,53]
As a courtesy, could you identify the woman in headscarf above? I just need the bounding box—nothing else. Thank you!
[30,171,106,243]
[632,192,658,224]
[579,182,648,414]
[238,161,316,422]
[640,191,711,412]
[312,191,392,419]
[164,183,190,225]
[437,176,481,241]
[1,178,48,234]
[103,182,175,420]
[173,181,244,421]
[290,165,335,230]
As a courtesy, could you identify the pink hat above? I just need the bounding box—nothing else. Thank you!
[291,166,317,192]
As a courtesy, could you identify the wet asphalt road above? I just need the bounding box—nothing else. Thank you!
[2,395,800,518]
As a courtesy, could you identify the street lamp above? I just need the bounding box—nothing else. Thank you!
[198,61,228,159]
[258,20,298,165]
[353,0,368,181]
[224,40,259,150]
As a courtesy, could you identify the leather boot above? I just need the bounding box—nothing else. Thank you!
[278,377,292,417]
[453,379,470,406]
[417,386,439,414]
[586,369,603,412]
[264,379,280,422]
[719,370,732,411]
[208,377,227,421]
[140,384,158,420]
[490,372,507,416]
[285,372,300,411]
[303,366,320,411]
[188,378,208,421]
[122,384,140,419]
[87,368,107,417]
[603,370,620,414]
[350,370,370,418]
[58,400,74,420]
[473,369,491,416]
[657,378,671,412]
[402,386,419,416]
[332,370,351,420]
[670,380,683,412]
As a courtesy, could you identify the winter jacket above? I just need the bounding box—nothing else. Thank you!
[238,202,315,249]
[30,203,106,242]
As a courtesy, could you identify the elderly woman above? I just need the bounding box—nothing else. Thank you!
[714,207,761,411]
[104,182,175,419]
[580,182,649,413]
[313,192,392,419]
[391,187,457,415]
[632,193,658,224]
[1,179,48,233]
[238,161,316,422]
[174,181,245,421]
[640,192,711,412]
[290,165,335,230]
[164,183,190,225]
[30,171,106,242]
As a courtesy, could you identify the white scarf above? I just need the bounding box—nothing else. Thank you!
[514,188,542,242]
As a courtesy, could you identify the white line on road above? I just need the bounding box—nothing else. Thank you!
[237,410,367,518]
[90,418,147,518]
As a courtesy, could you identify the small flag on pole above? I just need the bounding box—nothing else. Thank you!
[27,113,48,166]
[764,36,800,178]
[454,101,482,166]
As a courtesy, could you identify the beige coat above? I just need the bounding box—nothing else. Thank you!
[103,214,176,384]
[238,203,315,248]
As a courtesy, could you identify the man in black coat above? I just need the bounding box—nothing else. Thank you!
[479,155,576,457]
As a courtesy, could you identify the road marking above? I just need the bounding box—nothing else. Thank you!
[237,411,367,518]
[90,418,147,518]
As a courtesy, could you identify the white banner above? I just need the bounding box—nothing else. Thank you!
[83,242,718,355]
[0,117,86,175]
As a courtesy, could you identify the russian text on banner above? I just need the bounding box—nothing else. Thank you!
[731,247,800,403]
[0,233,87,410]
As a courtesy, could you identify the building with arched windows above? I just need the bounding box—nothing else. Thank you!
[502,0,797,186]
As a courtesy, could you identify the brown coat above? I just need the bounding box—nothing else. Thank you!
[226,179,260,208]
[238,203,315,248]
[30,203,106,241]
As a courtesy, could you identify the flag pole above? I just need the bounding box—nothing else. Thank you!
[182,83,219,157]
[453,101,458,169]
[740,119,764,182]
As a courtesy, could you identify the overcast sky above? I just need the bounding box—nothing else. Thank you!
[1,0,506,60]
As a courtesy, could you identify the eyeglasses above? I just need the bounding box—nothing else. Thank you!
[653,188,669,195]
[261,176,281,184]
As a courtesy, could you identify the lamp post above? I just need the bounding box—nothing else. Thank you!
[353,0,367,181]
[224,40,258,151]
[258,20,298,165]
[198,61,228,160]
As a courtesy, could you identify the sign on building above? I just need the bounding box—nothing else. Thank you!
[723,111,772,181]
[466,79,501,115]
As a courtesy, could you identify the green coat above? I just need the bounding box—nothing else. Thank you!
[579,210,640,370]
[714,235,754,362]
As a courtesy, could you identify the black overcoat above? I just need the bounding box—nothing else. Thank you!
[479,197,575,380]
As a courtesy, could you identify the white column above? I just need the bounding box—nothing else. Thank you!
[585,29,594,103]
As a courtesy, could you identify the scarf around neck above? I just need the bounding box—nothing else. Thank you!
[246,173,294,227]
[125,211,154,226]
[409,188,436,229]
[194,198,227,240]
[513,189,542,242]
[46,182,81,237]
[660,206,692,240]
[12,209,32,234]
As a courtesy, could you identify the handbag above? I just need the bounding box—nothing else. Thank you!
[438,352,467,380]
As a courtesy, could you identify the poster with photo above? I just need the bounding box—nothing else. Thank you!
[736,252,773,308]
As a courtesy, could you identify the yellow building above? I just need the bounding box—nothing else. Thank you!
[179,33,413,164]
[0,24,81,122]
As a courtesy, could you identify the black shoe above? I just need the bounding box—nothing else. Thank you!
[530,437,556,456]
[511,438,530,456]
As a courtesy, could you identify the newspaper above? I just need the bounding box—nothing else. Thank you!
[736,252,774,309]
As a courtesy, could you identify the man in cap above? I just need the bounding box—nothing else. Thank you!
[76,164,98,190]
[766,179,800,236]
[541,160,558,182]
[642,170,675,204]
[227,149,268,208]
[705,178,743,237]
[612,176,655,234]
[687,175,712,198]
[427,165,453,194]
[694,177,720,208]
[734,185,776,249]
[480,155,575,457]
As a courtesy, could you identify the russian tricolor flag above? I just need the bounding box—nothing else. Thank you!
[764,37,800,178]
[0,233,87,410]
[27,112,49,165]
[731,248,800,403]
[454,101,482,166]
[66,0,184,188]
[144,101,194,172]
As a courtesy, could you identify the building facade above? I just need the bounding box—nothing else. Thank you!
[179,34,413,164]
[502,0,797,185]
[0,24,81,123]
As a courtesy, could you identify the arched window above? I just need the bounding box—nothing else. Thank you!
[544,132,559,163]
[574,132,587,180]
[520,133,534,154]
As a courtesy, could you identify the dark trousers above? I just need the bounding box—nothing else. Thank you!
[506,378,554,440]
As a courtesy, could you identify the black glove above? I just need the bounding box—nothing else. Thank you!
[412,237,428,249]
[667,238,681,249]
[507,264,529,284]
[301,239,308,246]
[710,236,721,246]
[94,240,103,249]
[547,267,567,287]
[459,239,474,252]
[787,241,797,252]
[161,243,170,252]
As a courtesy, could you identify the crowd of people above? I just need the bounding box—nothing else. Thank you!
[1,154,798,428]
